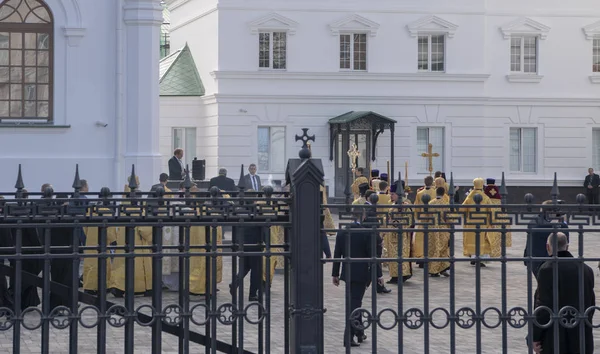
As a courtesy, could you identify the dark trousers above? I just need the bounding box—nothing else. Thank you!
[235,255,262,297]
[322,231,331,258]
[587,191,599,204]
[344,281,367,344]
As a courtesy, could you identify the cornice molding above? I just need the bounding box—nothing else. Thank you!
[500,17,551,40]
[406,15,459,38]
[329,14,380,37]
[210,70,490,82]
[506,74,544,83]
[583,20,600,40]
[63,27,86,47]
[248,12,299,35]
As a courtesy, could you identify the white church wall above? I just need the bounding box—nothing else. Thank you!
[0,0,118,192]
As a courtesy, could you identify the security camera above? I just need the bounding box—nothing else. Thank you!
[95,121,108,127]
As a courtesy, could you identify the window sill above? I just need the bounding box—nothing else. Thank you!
[258,68,287,72]
[589,75,600,84]
[506,74,543,83]
[0,123,70,129]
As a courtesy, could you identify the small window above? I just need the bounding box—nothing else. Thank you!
[259,32,286,69]
[417,127,444,173]
[418,35,445,72]
[339,33,367,71]
[510,128,537,173]
[172,127,196,168]
[510,36,537,74]
[257,126,286,172]
[593,38,600,73]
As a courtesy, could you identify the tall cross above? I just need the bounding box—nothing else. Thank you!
[420,143,439,176]
[347,143,360,171]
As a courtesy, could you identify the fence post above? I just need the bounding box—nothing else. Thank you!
[289,129,325,353]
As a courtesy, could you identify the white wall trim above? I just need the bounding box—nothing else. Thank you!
[329,14,380,37]
[406,15,459,38]
[506,74,544,83]
[590,75,600,84]
[248,12,299,35]
[583,20,600,40]
[63,27,86,47]
[169,7,218,32]
[210,70,489,82]
[208,94,600,106]
[500,17,551,40]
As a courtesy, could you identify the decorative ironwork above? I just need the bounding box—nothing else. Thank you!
[289,305,327,320]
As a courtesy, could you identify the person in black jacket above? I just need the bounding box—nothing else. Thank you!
[583,168,600,204]
[168,149,185,180]
[532,232,595,354]
[209,168,236,191]
[332,209,383,348]
[230,225,264,302]
[524,200,569,278]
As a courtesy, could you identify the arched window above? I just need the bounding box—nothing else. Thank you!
[0,0,53,122]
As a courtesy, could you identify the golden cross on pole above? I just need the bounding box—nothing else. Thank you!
[347,143,360,181]
[420,143,439,177]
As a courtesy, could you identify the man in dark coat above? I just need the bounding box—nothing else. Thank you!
[532,232,595,354]
[168,148,185,180]
[583,167,600,204]
[524,200,569,278]
[230,225,265,302]
[332,209,383,348]
[209,168,236,191]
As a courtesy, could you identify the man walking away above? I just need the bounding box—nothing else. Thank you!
[209,168,236,191]
[532,232,595,354]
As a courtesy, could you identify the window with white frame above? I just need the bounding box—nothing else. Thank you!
[259,32,287,69]
[172,127,197,169]
[593,129,600,169]
[339,34,367,71]
[509,128,537,173]
[418,35,445,72]
[510,37,537,73]
[593,38,600,73]
[257,126,286,172]
[417,127,444,173]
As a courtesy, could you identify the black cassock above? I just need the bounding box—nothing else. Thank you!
[0,228,12,308]
[9,227,43,310]
[45,226,76,309]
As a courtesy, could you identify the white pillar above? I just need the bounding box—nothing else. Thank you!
[121,0,162,191]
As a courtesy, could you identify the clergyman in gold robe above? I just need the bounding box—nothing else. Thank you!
[412,176,437,262]
[483,178,512,256]
[383,182,414,283]
[350,167,369,199]
[426,187,451,277]
[462,178,494,266]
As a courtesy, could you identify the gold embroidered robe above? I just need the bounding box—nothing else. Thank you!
[461,190,494,257]
[412,187,437,258]
[82,208,119,291]
[384,201,414,278]
[484,199,513,256]
[427,198,451,275]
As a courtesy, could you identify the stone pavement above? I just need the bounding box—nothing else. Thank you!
[2,223,600,353]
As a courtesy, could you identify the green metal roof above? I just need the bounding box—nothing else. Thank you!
[328,111,397,125]
[159,44,205,96]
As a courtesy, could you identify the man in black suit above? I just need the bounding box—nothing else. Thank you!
[209,168,236,191]
[524,200,569,279]
[332,209,383,348]
[532,232,595,354]
[583,167,600,204]
[241,164,262,191]
[168,149,185,180]
[230,224,265,302]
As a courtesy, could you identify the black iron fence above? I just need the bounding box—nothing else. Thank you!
[0,132,598,354]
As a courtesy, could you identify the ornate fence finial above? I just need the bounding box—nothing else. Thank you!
[397,172,404,196]
[128,164,138,195]
[500,172,508,205]
[295,128,315,159]
[15,164,24,191]
[448,172,455,198]
[72,164,82,198]
[421,193,432,205]
[551,172,559,202]
[237,164,245,190]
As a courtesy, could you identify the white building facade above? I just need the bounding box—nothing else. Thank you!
[163,0,600,197]
[0,0,163,192]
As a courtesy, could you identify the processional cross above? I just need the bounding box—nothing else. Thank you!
[347,143,360,181]
[421,143,439,177]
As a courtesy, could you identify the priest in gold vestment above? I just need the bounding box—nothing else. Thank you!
[109,177,153,296]
[483,178,512,255]
[434,177,450,204]
[462,178,494,264]
[350,167,369,199]
[412,176,437,261]
[383,182,414,283]
[426,187,451,277]
[82,206,119,294]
